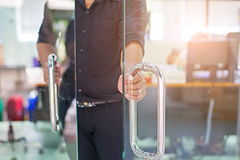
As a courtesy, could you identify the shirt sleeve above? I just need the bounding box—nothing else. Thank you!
[118,0,149,56]
[65,19,75,58]
[37,3,57,46]
[65,19,74,47]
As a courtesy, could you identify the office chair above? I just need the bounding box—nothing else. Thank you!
[0,120,44,160]
[0,95,44,160]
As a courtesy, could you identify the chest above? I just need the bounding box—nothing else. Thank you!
[85,0,94,9]
[76,0,122,21]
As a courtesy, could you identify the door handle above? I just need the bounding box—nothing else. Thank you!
[48,54,60,133]
[129,62,165,160]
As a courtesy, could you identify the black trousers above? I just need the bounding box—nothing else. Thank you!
[59,98,72,135]
[77,101,123,160]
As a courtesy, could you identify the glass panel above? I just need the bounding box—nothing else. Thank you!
[74,0,123,160]
[0,0,76,160]
[124,0,240,160]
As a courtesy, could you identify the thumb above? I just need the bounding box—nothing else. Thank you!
[117,74,123,94]
[118,73,134,94]
[125,73,134,83]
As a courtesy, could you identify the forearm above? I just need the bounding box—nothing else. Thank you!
[121,41,143,74]
[37,42,57,67]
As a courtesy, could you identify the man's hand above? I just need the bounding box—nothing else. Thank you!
[42,61,63,84]
[118,71,146,102]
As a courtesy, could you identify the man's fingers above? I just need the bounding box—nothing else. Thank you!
[43,62,62,84]
[126,88,142,96]
[118,72,147,102]
[125,73,134,84]
[125,88,146,102]
[132,71,144,83]
[125,78,146,90]
[125,72,146,102]
[55,61,63,77]
[126,83,146,94]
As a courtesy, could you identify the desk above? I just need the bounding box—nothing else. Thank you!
[148,82,240,87]
[0,65,27,92]
[147,81,240,122]
[149,82,240,119]
[36,82,240,136]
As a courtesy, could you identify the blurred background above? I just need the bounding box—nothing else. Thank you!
[0,0,240,160]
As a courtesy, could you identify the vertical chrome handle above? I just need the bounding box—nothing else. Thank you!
[129,62,165,160]
[48,54,60,133]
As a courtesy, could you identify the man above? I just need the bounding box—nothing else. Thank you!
[37,0,148,159]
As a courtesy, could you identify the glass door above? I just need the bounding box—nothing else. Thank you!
[123,0,240,160]
[0,0,77,160]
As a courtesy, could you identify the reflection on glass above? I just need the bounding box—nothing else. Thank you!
[0,0,76,160]
[124,0,240,160]
[0,0,240,160]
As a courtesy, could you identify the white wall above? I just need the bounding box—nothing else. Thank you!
[143,41,187,65]
[0,0,240,67]
[144,0,240,65]
[0,0,46,67]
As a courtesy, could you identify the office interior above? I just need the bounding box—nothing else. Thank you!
[0,0,240,160]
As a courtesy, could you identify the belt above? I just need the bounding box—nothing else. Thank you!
[77,99,122,108]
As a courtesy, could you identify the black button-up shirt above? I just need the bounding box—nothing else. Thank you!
[38,0,148,102]
[75,0,148,102]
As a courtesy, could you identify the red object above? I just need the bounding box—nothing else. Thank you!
[7,95,24,121]
[144,76,152,83]
[143,73,152,83]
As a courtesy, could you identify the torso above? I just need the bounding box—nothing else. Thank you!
[75,0,123,102]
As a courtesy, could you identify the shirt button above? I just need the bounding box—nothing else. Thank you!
[86,10,89,14]
[80,49,83,52]
[78,89,82,92]
[79,69,82,72]
[82,30,86,33]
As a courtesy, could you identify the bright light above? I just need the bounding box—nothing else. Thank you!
[208,27,240,35]
[182,26,206,41]
[182,26,240,41]
[47,0,74,10]
[149,12,164,41]
[0,0,23,8]
[18,34,39,42]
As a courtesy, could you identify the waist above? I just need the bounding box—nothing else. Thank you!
[77,99,122,108]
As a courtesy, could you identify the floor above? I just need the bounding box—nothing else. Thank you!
[132,136,240,160]
[0,147,70,160]
[0,121,71,160]
[0,121,240,160]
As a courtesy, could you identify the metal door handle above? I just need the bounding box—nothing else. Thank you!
[129,62,165,160]
[48,54,60,133]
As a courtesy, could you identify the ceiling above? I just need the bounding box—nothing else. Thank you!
[0,0,24,7]
[47,0,74,10]
[0,0,74,10]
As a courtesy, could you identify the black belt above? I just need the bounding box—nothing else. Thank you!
[77,99,122,108]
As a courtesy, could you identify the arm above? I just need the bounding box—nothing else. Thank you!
[37,3,62,84]
[120,42,143,73]
[37,43,56,67]
[117,0,148,101]
[118,41,147,101]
